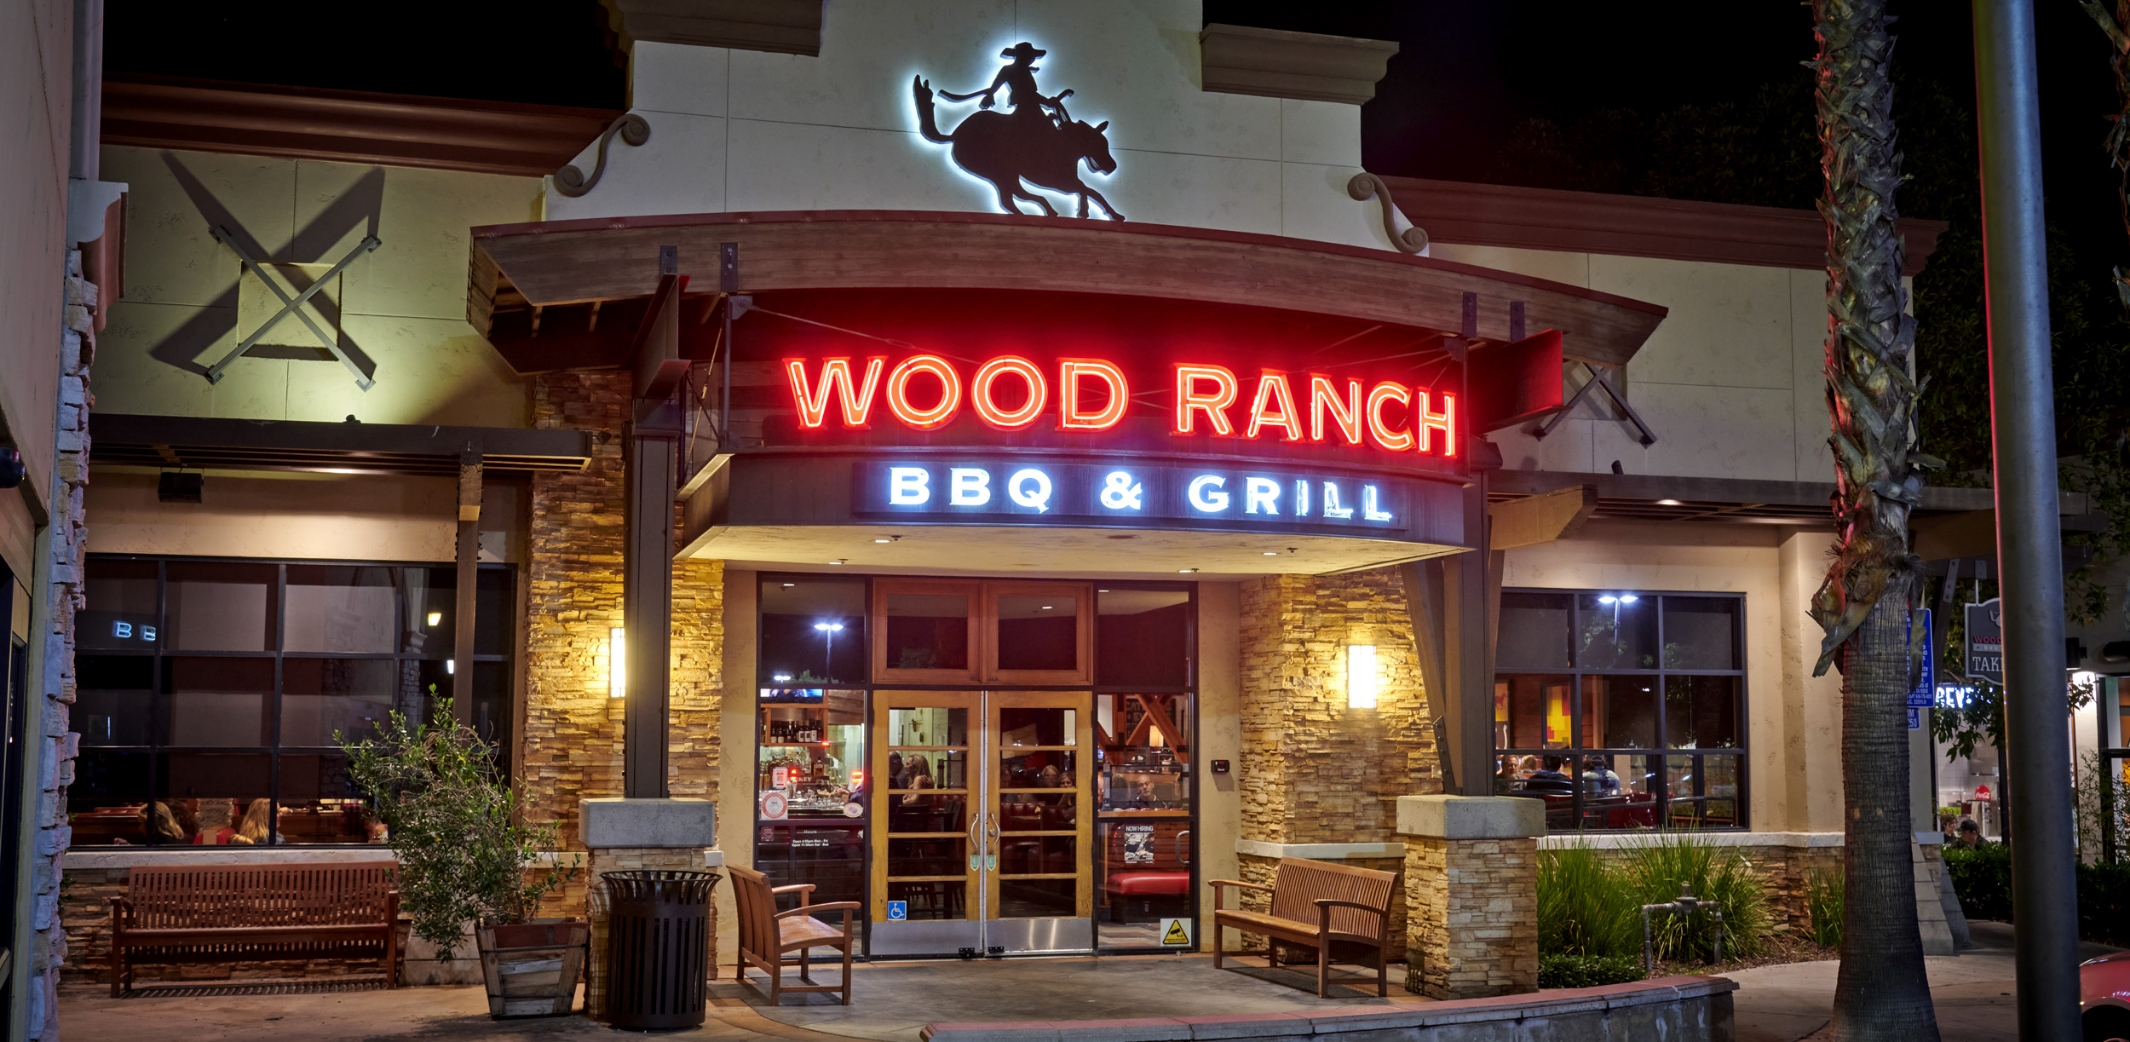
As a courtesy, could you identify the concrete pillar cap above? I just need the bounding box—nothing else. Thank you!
[1396,794,1546,839]
[579,797,716,848]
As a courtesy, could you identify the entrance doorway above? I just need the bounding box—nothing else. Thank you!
[869,690,1092,956]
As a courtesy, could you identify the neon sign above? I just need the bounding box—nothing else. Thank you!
[858,461,1408,532]
[788,355,1457,458]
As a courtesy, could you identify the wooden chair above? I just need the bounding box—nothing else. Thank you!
[729,864,857,1005]
[1210,857,1399,998]
[107,864,400,994]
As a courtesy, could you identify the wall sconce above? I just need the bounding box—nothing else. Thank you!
[609,627,626,699]
[1347,644,1378,709]
[426,611,442,628]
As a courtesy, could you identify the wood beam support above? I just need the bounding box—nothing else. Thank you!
[621,246,685,799]
[1488,485,1598,551]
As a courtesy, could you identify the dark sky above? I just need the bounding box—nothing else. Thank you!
[102,1,2128,265]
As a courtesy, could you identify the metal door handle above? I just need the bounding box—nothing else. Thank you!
[968,805,983,871]
[1176,829,1191,866]
[985,812,1000,870]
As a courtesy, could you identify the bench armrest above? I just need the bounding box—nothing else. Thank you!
[1313,898,1391,937]
[771,883,817,899]
[775,901,860,927]
[1208,879,1272,912]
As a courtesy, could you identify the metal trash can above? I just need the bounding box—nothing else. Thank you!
[602,870,720,1029]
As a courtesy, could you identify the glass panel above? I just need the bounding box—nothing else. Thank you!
[1662,597,1739,670]
[998,706,1076,747]
[888,749,967,791]
[166,657,274,747]
[276,753,373,844]
[1580,674,1658,749]
[784,825,867,909]
[757,691,867,819]
[166,561,277,652]
[882,591,969,672]
[1494,674,1572,749]
[997,594,1078,672]
[80,559,160,651]
[1096,587,1190,687]
[69,751,150,845]
[885,706,967,748]
[1099,820,1191,947]
[1502,753,1579,796]
[886,879,968,920]
[888,836,967,876]
[1497,592,1572,669]
[1665,675,1740,749]
[759,578,867,685]
[76,655,155,745]
[408,567,453,657]
[997,834,1076,874]
[284,565,398,654]
[1573,753,1661,830]
[1097,694,1191,811]
[1666,755,1742,828]
[999,792,1076,831]
[475,568,512,656]
[280,658,401,747]
[888,792,968,834]
[997,877,1076,918]
[1001,750,1077,788]
[1576,593,1657,670]
[160,754,273,845]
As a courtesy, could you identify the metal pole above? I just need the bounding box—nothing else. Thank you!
[1972,2,2081,1038]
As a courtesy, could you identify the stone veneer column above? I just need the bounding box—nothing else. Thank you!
[521,373,725,922]
[1397,795,1544,1000]
[1232,571,1440,956]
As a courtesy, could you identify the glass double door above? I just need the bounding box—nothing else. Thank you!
[870,690,1092,956]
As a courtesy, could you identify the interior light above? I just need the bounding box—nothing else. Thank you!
[782,583,796,588]
[1040,605,1053,610]
[608,627,626,699]
[1347,645,1379,709]
[1656,499,1683,506]
[1263,551,1279,556]
[1179,568,1199,574]
[425,611,442,627]
[445,659,454,675]
[828,559,846,565]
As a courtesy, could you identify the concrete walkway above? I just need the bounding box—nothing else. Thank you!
[1729,921,2112,1042]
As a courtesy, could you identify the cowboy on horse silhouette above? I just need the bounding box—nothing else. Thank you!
[913,42,1124,220]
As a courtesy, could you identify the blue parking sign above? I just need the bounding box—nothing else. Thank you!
[887,900,907,921]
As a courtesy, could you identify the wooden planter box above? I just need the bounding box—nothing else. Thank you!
[476,918,588,1018]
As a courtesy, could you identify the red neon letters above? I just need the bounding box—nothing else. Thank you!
[782,355,1456,457]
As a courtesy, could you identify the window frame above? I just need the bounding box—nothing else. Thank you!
[1492,587,1749,832]
[72,553,516,847]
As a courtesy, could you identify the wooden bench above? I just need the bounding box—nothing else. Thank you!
[1210,857,1399,997]
[729,864,857,1005]
[107,864,400,995]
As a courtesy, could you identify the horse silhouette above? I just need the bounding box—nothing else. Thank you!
[913,76,1124,221]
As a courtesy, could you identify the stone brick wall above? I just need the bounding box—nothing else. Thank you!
[519,372,725,922]
[1236,570,1439,847]
[1404,836,1539,999]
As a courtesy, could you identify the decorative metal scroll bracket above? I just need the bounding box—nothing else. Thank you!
[555,114,652,198]
[1347,172,1429,254]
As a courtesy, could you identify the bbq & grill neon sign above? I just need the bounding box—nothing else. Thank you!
[784,355,1457,457]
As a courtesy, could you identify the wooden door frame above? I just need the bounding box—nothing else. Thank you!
[983,582,1094,686]
[984,690,1095,921]
[869,690,983,924]
[871,579,982,685]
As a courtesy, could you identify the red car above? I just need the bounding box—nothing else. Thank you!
[2083,950,2130,1040]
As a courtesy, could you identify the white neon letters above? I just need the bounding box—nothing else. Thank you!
[949,468,991,505]
[1187,475,1230,513]
[875,464,1398,527]
[1007,469,1053,512]
[888,466,931,505]
[1243,477,1279,515]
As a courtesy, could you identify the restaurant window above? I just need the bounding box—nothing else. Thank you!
[71,555,514,847]
[1094,584,1195,951]
[1494,590,1746,831]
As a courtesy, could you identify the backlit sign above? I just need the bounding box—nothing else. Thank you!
[856,460,1409,534]
[789,355,1457,459]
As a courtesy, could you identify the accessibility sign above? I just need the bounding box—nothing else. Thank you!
[887,901,908,922]
[1160,918,1193,947]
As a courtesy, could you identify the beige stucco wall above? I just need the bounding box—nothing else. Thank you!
[0,0,70,570]
[1431,243,1871,490]
[554,1,1387,251]
[1194,580,1241,951]
[1499,519,1844,834]
[715,566,757,965]
[93,145,540,427]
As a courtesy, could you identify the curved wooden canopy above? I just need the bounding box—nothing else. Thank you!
[466,210,1666,370]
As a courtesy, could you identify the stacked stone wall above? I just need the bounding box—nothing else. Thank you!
[1405,835,1539,999]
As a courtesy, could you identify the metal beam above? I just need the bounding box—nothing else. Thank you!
[87,414,593,474]
[453,448,481,727]
[1973,2,2080,1038]
[623,403,680,799]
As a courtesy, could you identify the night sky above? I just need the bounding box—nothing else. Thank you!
[101,1,2129,271]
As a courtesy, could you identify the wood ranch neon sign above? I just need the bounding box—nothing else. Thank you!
[784,355,1457,458]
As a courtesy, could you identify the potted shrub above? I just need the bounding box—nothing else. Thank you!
[340,698,584,1017]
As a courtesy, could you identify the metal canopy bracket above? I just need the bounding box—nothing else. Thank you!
[204,226,381,389]
[1532,362,1658,446]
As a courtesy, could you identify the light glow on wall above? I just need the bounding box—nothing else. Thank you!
[608,627,626,699]
[1347,645,1379,709]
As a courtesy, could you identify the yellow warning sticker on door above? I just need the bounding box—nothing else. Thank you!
[1160,918,1193,946]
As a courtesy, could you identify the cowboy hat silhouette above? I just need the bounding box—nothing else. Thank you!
[1001,42,1045,61]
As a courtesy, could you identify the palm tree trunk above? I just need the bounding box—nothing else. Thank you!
[1811,0,1943,1038]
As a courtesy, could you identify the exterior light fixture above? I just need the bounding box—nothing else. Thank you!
[445,659,455,675]
[814,621,845,681]
[874,538,893,544]
[1262,551,1279,556]
[1656,499,1683,506]
[426,611,442,627]
[829,559,846,565]
[608,627,626,698]
[1040,605,1053,610]
[1347,645,1379,709]
[782,582,796,588]
[1599,594,1617,605]
[1179,568,1199,574]
[773,672,794,683]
